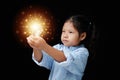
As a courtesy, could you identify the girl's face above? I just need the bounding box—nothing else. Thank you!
[61,21,81,46]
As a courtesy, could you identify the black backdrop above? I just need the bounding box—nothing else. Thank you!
[1,0,106,80]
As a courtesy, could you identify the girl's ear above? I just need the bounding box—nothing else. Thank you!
[80,32,86,41]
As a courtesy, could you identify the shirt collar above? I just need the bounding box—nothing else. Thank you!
[65,44,85,51]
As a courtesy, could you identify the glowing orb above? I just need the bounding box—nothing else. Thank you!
[24,16,44,37]
[14,6,56,46]
[29,21,43,36]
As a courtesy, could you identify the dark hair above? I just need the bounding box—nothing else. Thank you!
[65,15,97,62]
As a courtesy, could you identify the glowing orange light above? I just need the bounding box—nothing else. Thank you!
[24,16,45,37]
[14,6,56,46]
[30,22,43,36]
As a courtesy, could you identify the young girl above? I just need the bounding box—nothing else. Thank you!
[27,15,96,80]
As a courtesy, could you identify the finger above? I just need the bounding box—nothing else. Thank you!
[27,36,35,44]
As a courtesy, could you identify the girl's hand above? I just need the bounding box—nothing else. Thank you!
[26,34,47,50]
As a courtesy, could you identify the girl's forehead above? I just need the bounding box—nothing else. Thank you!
[63,22,73,27]
[62,22,77,31]
[63,22,74,28]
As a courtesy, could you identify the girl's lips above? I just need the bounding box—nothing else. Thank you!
[62,40,68,43]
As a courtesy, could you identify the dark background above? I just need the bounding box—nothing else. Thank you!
[0,0,107,80]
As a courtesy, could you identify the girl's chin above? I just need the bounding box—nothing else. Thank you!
[63,44,71,47]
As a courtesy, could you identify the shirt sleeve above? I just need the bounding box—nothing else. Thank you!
[32,50,54,70]
[56,47,89,75]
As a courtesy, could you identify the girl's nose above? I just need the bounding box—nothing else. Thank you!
[63,33,68,38]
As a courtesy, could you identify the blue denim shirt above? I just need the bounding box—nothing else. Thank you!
[32,44,89,80]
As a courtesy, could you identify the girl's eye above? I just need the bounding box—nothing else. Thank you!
[62,31,65,32]
[69,31,73,33]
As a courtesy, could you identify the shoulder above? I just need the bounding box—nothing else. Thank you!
[53,43,64,50]
[74,45,89,56]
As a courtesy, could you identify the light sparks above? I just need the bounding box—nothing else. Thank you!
[14,6,56,45]
[23,15,45,37]
[29,21,43,36]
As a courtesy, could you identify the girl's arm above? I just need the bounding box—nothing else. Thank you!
[33,48,43,62]
[27,35,66,62]
[42,43,66,62]
[27,35,43,62]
